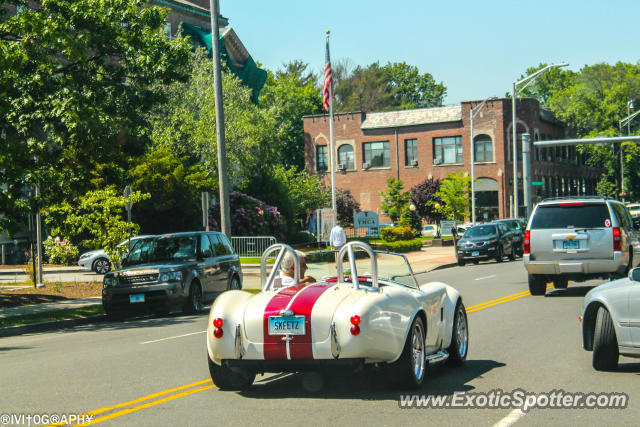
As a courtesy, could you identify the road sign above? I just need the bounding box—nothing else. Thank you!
[440,220,457,236]
[123,185,133,212]
[531,181,544,186]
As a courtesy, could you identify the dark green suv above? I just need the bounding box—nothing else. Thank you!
[102,231,242,317]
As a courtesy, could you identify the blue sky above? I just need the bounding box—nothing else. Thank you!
[222,0,639,105]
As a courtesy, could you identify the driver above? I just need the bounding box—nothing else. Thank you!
[280,250,316,287]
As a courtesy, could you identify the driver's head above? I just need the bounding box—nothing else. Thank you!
[281,250,307,278]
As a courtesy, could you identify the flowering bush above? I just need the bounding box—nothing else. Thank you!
[209,192,283,238]
[43,236,80,265]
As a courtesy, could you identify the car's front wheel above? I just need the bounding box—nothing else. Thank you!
[528,274,546,295]
[388,316,426,388]
[208,355,255,390]
[93,258,111,275]
[592,307,619,371]
[183,282,203,314]
[457,258,466,266]
[228,275,241,291]
[447,300,468,365]
[495,246,503,263]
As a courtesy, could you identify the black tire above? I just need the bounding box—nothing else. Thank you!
[208,355,256,390]
[623,251,633,277]
[388,316,426,389]
[93,257,111,275]
[508,245,516,261]
[472,260,479,265]
[495,246,503,263]
[528,274,546,295]
[553,277,568,289]
[228,275,241,291]
[592,307,619,371]
[183,281,203,314]
[103,303,125,320]
[447,301,468,366]
[457,258,466,266]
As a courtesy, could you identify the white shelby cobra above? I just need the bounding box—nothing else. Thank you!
[206,241,468,389]
[581,267,640,370]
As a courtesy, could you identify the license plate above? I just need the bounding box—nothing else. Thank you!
[129,294,145,303]
[268,316,306,335]
[472,251,480,256]
[563,240,579,250]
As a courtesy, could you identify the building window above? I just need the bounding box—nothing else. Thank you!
[337,144,354,170]
[362,141,390,168]
[316,145,328,172]
[164,22,172,39]
[405,139,418,166]
[474,135,493,162]
[433,136,462,164]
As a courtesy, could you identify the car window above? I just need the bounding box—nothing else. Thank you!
[209,233,232,256]
[464,225,498,237]
[200,234,213,257]
[611,203,630,229]
[125,239,155,265]
[530,203,611,229]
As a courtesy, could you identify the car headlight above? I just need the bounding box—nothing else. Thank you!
[103,277,117,287]
[160,271,182,282]
[80,253,91,260]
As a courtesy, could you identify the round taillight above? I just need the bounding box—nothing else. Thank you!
[350,325,360,336]
[213,318,223,328]
[213,328,223,338]
[350,315,360,325]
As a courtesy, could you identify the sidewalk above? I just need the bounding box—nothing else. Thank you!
[0,297,102,319]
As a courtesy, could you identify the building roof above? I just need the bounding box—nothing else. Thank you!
[360,105,462,130]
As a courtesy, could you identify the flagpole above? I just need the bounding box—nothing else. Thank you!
[326,30,337,214]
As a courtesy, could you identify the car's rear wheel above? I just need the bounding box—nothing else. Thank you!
[553,277,568,289]
[183,282,203,314]
[623,251,633,277]
[93,258,111,275]
[228,275,241,291]
[472,260,479,265]
[528,274,546,295]
[508,245,516,261]
[389,316,426,388]
[447,300,468,366]
[592,307,619,371]
[495,246,503,263]
[208,355,255,390]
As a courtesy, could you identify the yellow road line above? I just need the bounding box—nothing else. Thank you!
[466,284,554,314]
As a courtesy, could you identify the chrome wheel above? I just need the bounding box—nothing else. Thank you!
[94,258,110,275]
[411,322,426,382]
[191,284,202,312]
[455,305,468,358]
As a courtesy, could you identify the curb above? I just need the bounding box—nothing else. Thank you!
[0,269,87,276]
[0,314,107,338]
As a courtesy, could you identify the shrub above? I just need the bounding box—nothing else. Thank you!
[209,191,283,239]
[380,226,414,242]
[373,238,423,253]
[43,237,80,265]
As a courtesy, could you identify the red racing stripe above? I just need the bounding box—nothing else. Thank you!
[287,284,333,360]
[263,285,305,360]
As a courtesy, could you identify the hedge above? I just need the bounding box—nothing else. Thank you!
[372,238,423,253]
[380,226,414,242]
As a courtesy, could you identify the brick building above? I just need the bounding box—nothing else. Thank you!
[304,98,602,221]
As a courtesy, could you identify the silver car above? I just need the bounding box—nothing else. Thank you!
[524,197,639,295]
[77,235,154,274]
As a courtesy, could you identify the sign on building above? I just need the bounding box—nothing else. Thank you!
[440,220,457,236]
[353,211,379,230]
[317,208,336,243]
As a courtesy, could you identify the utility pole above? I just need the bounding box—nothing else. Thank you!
[210,0,231,237]
[35,184,43,287]
[522,133,532,218]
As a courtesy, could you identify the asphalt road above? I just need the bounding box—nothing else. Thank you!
[1,258,639,426]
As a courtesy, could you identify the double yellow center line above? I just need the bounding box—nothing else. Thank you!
[47,284,553,426]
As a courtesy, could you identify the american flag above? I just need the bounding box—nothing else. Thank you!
[323,37,332,111]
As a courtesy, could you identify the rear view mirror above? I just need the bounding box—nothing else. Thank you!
[631,267,640,282]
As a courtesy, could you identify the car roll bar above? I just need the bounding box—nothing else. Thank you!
[260,243,299,291]
[337,241,379,291]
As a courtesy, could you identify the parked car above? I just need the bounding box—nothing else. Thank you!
[102,231,242,317]
[580,267,640,371]
[206,242,468,390]
[492,218,526,256]
[77,235,154,274]
[524,197,640,295]
[455,223,516,266]
[420,224,437,237]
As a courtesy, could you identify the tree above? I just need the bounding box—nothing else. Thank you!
[596,178,617,199]
[431,172,470,222]
[128,148,218,234]
[380,178,410,223]
[272,166,330,227]
[44,189,150,264]
[410,177,442,223]
[209,192,283,239]
[398,205,421,235]
[336,189,360,227]
[384,62,446,108]
[334,62,393,113]
[0,0,191,233]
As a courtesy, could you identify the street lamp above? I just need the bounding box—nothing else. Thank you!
[470,97,497,223]
[512,62,568,217]
[618,100,638,201]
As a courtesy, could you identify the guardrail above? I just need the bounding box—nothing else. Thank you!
[231,236,277,257]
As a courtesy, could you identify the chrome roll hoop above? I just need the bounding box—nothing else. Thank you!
[336,241,379,291]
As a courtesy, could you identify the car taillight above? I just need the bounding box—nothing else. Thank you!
[213,318,223,328]
[524,230,530,254]
[350,325,360,336]
[213,317,223,338]
[350,315,360,325]
[213,328,223,338]
[613,227,622,251]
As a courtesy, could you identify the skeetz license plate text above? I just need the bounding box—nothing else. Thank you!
[268,316,306,335]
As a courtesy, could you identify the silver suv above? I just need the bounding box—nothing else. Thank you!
[524,197,639,295]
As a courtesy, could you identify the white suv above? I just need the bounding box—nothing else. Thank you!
[524,197,639,295]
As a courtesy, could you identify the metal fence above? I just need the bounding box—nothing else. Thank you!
[231,236,277,257]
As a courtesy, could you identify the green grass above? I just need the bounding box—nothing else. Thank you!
[0,305,104,328]
[421,236,454,241]
[240,257,274,265]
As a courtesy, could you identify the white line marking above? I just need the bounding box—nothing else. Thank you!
[140,330,206,344]
[492,409,526,427]
[474,274,497,281]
